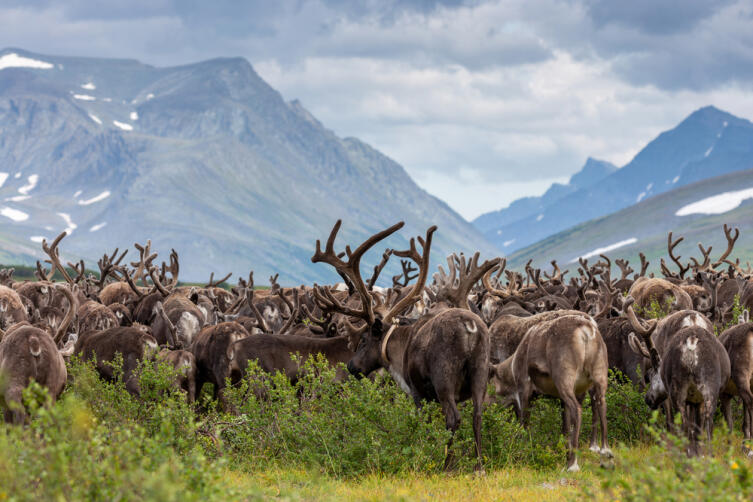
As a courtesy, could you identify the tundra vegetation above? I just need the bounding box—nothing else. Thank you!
[2,224,753,500]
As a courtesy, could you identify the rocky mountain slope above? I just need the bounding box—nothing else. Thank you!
[505,168,753,272]
[474,106,753,254]
[0,49,497,283]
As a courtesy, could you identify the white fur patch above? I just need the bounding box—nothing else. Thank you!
[177,312,200,346]
[145,339,158,351]
[681,313,704,329]
[388,367,413,395]
[681,336,700,367]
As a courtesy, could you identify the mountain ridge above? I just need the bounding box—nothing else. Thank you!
[473,105,753,254]
[0,48,497,284]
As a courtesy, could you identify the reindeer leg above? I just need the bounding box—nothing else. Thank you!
[588,389,599,452]
[720,393,733,433]
[593,381,611,456]
[738,384,753,455]
[555,375,582,471]
[439,395,461,471]
[471,360,487,475]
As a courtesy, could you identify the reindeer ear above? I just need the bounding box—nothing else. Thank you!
[628,332,651,359]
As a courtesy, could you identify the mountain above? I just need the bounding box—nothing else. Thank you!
[473,106,753,254]
[473,158,616,244]
[505,167,753,272]
[0,48,497,284]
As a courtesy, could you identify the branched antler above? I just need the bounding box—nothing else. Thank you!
[367,249,393,290]
[42,232,74,284]
[206,272,232,288]
[311,220,405,325]
[712,224,740,269]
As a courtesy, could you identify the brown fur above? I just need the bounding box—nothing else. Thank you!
[490,315,609,470]
[0,325,67,423]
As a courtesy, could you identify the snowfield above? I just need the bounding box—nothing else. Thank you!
[571,238,638,262]
[113,120,133,131]
[18,174,38,195]
[1,206,29,222]
[78,190,111,206]
[73,94,96,101]
[90,222,107,232]
[57,212,77,234]
[89,114,102,125]
[675,187,753,216]
[0,53,53,70]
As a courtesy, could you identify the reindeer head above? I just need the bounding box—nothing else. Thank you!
[347,318,388,377]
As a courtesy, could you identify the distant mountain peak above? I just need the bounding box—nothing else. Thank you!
[0,48,497,283]
[473,105,753,256]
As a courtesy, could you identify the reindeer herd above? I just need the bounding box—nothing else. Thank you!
[1,222,753,472]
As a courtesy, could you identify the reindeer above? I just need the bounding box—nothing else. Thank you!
[718,320,753,454]
[309,220,492,472]
[490,314,610,471]
[0,284,76,423]
[75,327,160,396]
[190,321,251,405]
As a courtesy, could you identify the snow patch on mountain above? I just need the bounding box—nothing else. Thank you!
[81,82,96,90]
[73,94,96,101]
[18,174,38,195]
[78,190,110,205]
[0,172,7,188]
[57,212,77,234]
[0,53,53,70]
[113,120,133,131]
[89,222,107,232]
[1,206,29,222]
[571,238,638,262]
[88,113,102,125]
[675,187,753,216]
[5,195,30,202]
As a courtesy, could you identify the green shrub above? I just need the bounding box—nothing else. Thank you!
[0,378,242,501]
[582,413,753,501]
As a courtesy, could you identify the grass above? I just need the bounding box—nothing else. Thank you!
[2,355,751,501]
[223,465,591,501]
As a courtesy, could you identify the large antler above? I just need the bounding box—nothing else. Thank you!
[367,249,393,290]
[41,232,74,284]
[665,231,690,278]
[130,240,153,285]
[437,252,501,310]
[712,224,740,269]
[381,226,437,323]
[615,259,634,280]
[206,272,232,288]
[98,248,128,288]
[35,260,53,282]
[311,220,405,325]
[392,259,418,288]
[482,259,510,299]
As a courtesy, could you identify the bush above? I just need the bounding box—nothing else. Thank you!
[582,413,753,501]
[0,375,242,501]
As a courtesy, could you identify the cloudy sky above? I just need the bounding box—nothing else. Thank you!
[1,0,752,220]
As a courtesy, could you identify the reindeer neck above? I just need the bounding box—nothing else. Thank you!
[383,325,412,376]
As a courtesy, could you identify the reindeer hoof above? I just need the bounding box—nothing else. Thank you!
[600,447,614,458]
[474,466,486,477]
[566,460,580,472]
[589,444,600,453]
